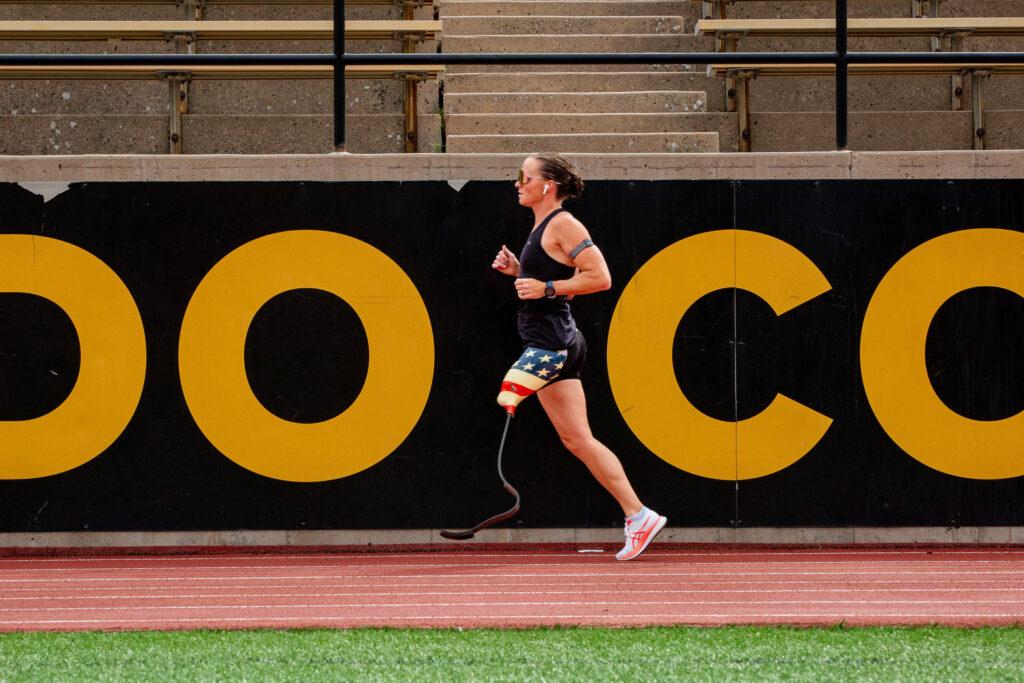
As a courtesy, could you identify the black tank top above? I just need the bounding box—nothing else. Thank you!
[517,208,578,349]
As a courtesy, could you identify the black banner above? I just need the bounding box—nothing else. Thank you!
[1,179,1022,531]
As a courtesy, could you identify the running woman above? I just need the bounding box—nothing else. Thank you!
[492,153,667,561]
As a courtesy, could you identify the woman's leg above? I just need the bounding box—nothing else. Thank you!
[537,379,643,517]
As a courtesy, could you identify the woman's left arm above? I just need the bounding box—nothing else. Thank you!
[548,216,611,297]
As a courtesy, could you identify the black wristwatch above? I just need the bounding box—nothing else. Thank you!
[544,280,557,299]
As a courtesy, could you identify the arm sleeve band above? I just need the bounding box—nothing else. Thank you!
[570,239,594,260]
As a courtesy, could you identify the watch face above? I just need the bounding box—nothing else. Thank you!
[545,285,555,298]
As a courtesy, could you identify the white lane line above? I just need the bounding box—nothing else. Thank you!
[1,598,1022,613]
[3,578,1020,593]
[0,613,1021,626]
[4,586,1023,601]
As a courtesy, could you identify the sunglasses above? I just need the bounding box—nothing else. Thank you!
[517,170,535,185]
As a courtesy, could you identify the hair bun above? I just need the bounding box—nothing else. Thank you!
[530,153,584,201]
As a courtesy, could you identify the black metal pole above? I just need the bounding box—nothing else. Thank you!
[836,0,848,149]
[333,0,345,151]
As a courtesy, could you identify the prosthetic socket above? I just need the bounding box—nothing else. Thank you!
[496,346,569,415]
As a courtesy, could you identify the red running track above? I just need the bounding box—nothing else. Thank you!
[0,546,1022,631]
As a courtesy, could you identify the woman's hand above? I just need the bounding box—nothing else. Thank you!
[492,245,520,277]
[514,278,546,300]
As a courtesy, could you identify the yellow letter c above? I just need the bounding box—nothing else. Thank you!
[608,230,833,480]
[861,228,1024,479]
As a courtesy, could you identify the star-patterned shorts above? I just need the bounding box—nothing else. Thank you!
[496,332,587,414]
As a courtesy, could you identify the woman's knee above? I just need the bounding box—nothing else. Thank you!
[559,431,593,457]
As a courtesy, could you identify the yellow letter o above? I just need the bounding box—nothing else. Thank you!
[179,230,434,482]
[861,228,1024,479]
[608,230,833,480]
[0,235,146,479]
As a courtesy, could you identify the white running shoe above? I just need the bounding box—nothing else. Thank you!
[615,508,667,561]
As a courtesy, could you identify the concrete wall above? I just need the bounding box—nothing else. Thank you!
[3,150,1024,183]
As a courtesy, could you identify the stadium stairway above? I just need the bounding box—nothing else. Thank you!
[439,0,1023,153]
[439,0,722,153]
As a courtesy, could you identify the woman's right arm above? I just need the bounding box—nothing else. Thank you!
[492,244,520,276]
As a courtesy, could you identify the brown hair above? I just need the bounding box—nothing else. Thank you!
[529,153,584,201]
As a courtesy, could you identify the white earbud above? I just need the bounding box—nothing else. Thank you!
[543,184,549,195]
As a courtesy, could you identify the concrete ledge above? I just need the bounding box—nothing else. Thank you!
[4,151,1024,182]
[0,527,1019,549]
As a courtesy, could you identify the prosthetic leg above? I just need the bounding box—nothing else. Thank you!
[439,347,567,540]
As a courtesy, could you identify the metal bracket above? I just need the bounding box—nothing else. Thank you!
[731,70,754,152]
[721,34,742,112]
[971,70,990,150]
[393,30,429,43]
[912,0,940,19]
[164,31,197,46]
[701,0,731,20]
[180,0,207,20]
[944,32,972,111]
[166,75,190,154]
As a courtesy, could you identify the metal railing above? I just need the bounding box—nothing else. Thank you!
[2,0,1024,152]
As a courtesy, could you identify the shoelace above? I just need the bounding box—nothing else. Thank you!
[625,519,648,545]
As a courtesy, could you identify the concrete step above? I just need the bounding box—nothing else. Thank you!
[444,90,707,114]
[445,131,720,152]
[0,79,440,116]
[725,0,1024,19]
[442,33,711,52]
[747,73,1024,114]
[438,0,701,20]
[445,70,712,93]
[437,0,1022,21]
[445,111,725,135]
[744,110,1024,152]
[183,113,442,152]
[442,15,687,35]
[0,4,391,19]
[0,113,442,154]
[445,69,1024,116]
[445,63,695,74]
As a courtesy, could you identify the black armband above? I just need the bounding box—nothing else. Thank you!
[570,239,594,259]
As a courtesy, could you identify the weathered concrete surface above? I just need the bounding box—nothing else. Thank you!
[748,111,970,152]
[439,0,702,22]
[741,110,1024,152]
[6,151,1024,183]
[443,16,688,35]
[444,111,733,135]
[0,115,167,154]
[0,114,442,154]
[442,33,713,53]
[446,131,720,152]
[851,150,1024,178]
[444,71,714,94]
[188,79,439,115]
[0,79,440,117]
[181,114,442,153]
[445,90,707,115]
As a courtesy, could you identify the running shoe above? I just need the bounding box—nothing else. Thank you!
[615,508,667,561]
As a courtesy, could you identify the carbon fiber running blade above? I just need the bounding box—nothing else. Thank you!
[440,412,518,541]
[439,491,520,541]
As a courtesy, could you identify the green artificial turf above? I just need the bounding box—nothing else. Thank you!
[1,626,1022,682]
